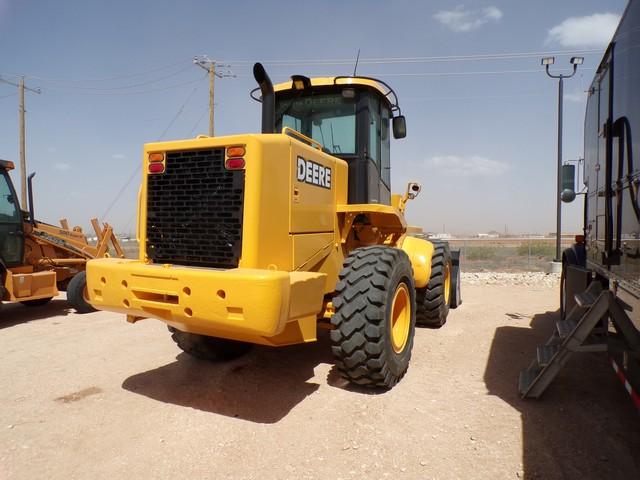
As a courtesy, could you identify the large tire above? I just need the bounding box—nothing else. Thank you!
[67,272,96,314]
[169,327,252,362]
[330,246,416,389]
[416,241,452,328]
[20,297,53,307]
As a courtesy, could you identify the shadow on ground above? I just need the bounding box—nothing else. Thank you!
[485,309,640,479]
[122,332,340,424]
[0,298,71,329]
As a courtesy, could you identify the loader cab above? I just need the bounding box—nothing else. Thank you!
[0,160,24,267]
[272,77,406,205]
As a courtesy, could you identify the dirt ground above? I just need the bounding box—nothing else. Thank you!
[1,284,639,480]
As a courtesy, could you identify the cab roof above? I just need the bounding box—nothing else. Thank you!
[273,76,400,113]
[0,159,15,170]
[274,76,388,95]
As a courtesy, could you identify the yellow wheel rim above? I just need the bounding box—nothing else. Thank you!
[444,262,452,305]
[390,283,411,353]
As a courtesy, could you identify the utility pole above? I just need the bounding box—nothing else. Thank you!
[193,55,235,136]
[0,75,41,206]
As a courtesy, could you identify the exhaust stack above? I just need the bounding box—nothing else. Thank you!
[253,63,275,134]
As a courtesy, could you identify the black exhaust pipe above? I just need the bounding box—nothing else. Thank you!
[27,172,36,226]
[253,63,275,134]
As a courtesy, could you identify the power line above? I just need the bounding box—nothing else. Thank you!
[371,67,596,77]
[223,49,603,67]
[31,65,192,90]
[189,107,209,136]
[100,72,208,221]
[15,59,192,83]
[41,76,205,96]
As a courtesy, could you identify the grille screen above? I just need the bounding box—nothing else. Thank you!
[146,148,244,268]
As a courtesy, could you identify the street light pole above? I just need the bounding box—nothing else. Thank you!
[542,56,583,263]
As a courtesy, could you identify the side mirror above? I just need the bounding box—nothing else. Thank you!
[392,115,407,139]
[561,163,576,203]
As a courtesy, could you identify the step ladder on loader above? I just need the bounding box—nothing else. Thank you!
[519,281,640,398]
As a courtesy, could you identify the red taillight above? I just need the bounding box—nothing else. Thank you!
[148,162,165,174]
[225,157,245,170]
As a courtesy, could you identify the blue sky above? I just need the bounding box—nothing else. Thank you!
[0,0,628,235]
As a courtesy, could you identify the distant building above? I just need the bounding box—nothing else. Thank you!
[430,233,452,240]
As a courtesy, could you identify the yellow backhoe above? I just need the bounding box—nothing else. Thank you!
[0,159,123,312]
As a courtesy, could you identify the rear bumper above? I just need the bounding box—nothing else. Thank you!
[86,258,326,345]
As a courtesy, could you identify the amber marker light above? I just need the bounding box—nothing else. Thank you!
[148,152,165,162]
[227,146,245,157]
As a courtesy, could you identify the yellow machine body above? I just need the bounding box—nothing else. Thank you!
[87,76,438,346]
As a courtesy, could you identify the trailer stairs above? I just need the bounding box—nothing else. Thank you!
[519,281,640,399]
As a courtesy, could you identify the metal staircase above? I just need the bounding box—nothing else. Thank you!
[519,281,613,398]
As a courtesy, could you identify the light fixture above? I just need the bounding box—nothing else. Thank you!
[291,75,311,91]
[541,57,555,66]
[570,56,584,65]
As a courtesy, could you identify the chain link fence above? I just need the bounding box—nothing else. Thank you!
[448,238,575,272]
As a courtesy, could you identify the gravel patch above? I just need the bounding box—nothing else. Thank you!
[461,271,560,287]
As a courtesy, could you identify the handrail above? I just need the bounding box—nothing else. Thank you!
[281,127,323,151]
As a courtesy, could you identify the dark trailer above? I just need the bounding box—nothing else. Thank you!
[520,0,640,407]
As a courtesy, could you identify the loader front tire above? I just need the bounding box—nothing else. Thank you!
[330,246,416,389]
[169,327,252,362]
[67,272,96,314]
[415,241,452,328]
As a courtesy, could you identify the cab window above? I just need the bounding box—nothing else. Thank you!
[380,104,391,187]
[0,173,19,222]
[276,93,356,154]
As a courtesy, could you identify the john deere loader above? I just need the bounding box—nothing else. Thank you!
[86,63,461,388]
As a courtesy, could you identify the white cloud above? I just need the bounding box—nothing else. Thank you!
[547,13,620,48]
[424,155,509,177]
[53,162,71,171]
[112,153,126,160]
[434,5,503,33]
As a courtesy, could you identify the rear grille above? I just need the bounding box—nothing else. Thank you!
[146,148,244,269]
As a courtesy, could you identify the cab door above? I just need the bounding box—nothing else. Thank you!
[0,171,24,267]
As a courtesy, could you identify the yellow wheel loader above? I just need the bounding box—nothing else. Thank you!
[86,63,462,388]
[0,159,124,312]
